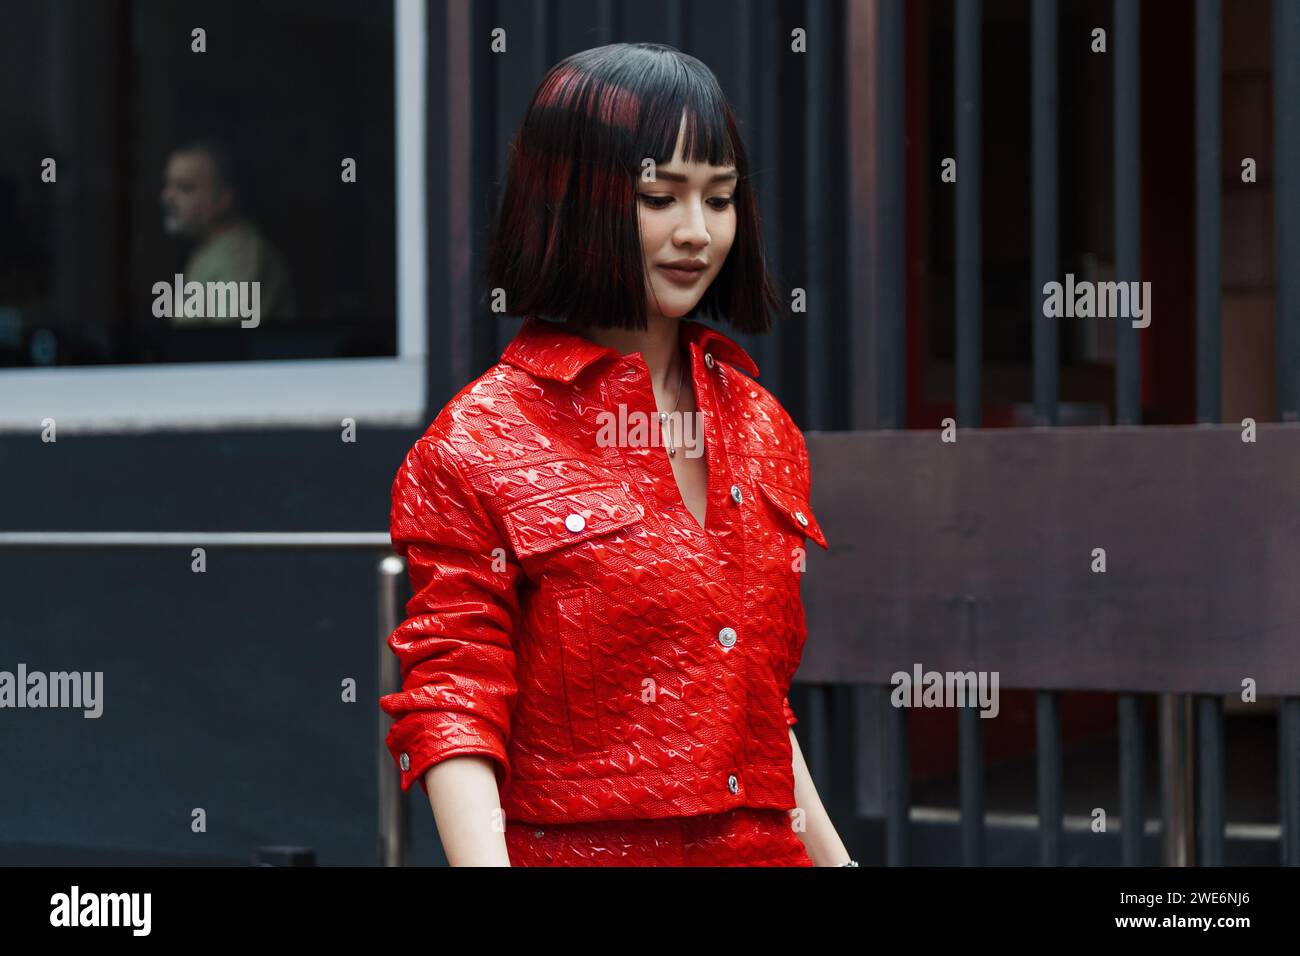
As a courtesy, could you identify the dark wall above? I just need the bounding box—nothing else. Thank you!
[0,427,451,865]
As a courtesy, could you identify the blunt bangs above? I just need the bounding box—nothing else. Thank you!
[484,42,780,335]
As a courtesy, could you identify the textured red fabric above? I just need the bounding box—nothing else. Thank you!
[504,806,815,867]
[380,315,828,827]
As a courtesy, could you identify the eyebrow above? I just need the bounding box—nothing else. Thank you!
[651,169,739,184]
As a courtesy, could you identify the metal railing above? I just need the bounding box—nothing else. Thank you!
[827,0,1300,867]
[0,531,410,868]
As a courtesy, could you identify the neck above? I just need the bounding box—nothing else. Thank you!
[201,217,240,243]
[576,314,683,394]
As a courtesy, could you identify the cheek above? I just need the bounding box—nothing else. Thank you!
[709,214,737,269]
[714,215,737,255]
[638,214,671,260]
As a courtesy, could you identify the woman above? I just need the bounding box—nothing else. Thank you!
[380,42,855,866]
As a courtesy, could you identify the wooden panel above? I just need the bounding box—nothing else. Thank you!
[799,425,1300,693]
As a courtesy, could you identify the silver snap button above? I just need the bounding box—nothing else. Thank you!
[718,626,737,648]
[795,511,808,527]
[564,513,586,533]
[534,829,545,838]
[730,484,743,504]
[704,352,715,369]
[727,773,739,794]
[399,752,410,772]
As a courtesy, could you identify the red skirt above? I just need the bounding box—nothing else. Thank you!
[504,806,815,867]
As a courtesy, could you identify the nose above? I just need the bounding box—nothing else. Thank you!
[673,196,711,248]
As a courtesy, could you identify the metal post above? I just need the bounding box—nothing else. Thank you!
[1159,693,1196,866]
[1280,698,1300,865]
[885,690,910,865]
[1031,0,1059,425]
[1114,0,1141,426]
[1195,0,1221,425]
[1118,694,1146,865]
[1036,691,1063,865]
[955,0,982,429]
[1276,0,1300,420]
[805,0,833,430]
[878,0,905,431]
[378,554,408,867]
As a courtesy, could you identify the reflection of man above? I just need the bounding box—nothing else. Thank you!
[160,140,294,325]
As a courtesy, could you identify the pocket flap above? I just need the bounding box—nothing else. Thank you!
[501,482,642,559]
[757,481,829,550]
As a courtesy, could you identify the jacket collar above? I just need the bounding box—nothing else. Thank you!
[501,315,760,384]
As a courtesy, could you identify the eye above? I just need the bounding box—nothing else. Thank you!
[708,196,737,210]
[637,194,673,209]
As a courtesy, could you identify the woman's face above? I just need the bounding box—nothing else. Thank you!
[637,114,738,320]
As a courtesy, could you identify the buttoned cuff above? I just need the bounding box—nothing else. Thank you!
[386,711,511,797]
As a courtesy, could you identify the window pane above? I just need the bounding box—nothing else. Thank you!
[0,0,397,368]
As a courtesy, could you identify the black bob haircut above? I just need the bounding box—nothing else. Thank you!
[483,42,782,334]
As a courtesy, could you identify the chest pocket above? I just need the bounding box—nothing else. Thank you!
[756,480,829,551]
[499,481,644,578]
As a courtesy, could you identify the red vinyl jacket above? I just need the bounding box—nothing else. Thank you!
[379,315,829,824]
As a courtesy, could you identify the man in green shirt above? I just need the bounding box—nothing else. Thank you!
[159,140,295,326]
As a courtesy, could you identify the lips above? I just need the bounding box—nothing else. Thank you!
[657,263,707,286]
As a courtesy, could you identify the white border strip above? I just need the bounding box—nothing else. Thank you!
[910,806,1281,840]
[0,358,425,433]
[396,0,427,360]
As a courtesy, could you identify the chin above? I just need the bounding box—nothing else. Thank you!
[651,291,704,319]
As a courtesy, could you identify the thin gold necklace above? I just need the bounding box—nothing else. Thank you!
[659,350,686,458]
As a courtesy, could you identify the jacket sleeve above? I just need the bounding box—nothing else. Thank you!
[379,435,523,797]
[783,695,798,728]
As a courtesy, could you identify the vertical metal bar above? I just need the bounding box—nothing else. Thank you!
[1190,0,1226,872]
[851,685,877,818]
[1280,697,1300,865]
[1036,691,1063,865]
[594,0,615,44]
[378,555,407,867]
[1196,695,1225,865]
[1032,0,1058,425]
[396,0,431,414]
[1276,0,1300,420]
[1113,0,1141,425]
[848,0,879,430]
[730,0,759,364]
[446,0,473,394]
[805,0,832,430]
[757,0,785,401]
[1031,1,1062,867]
[667,0,687,49]
[1196,0,1221,424]
[955,0,984,867]
[885,689,910,865]
[959,705,985,864]
[955,0,982,429]
[1159,693,1196,866]
[1118,694,1146,865]
[878,0,905,430]
[842,0,883,822]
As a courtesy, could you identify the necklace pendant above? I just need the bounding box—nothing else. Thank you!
[668,445,677,458]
